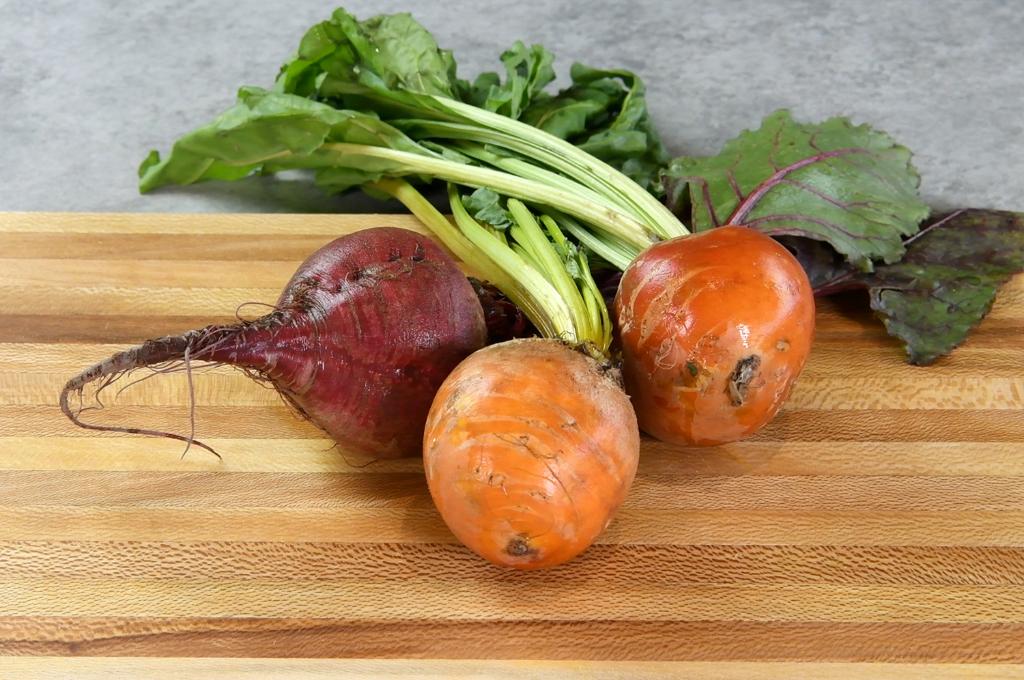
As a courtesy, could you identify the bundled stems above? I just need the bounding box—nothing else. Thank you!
[372,178,613,356]
[424,97,685,239]
[320,143,658,252]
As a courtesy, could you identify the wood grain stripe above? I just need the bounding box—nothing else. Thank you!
[0,405,323,439]
[3,312,1022,348]
[2,577,1022,621]
[2,471,1022,511]
[0,234,340,261]
[0,315,239,344]
[6,333,1021,373]
[7,405,1024,441]
[0,212,429,235]
[0,437,408,473]
[1,285,281,316]
[2,618,1022,662]
[0,507,1020,546]
[3,542,1023,586]
[2,658,1023,679]
[754,409,1024,442]
[0,259,299,289]
[5,438,1024,476]
[11,371,1024,410]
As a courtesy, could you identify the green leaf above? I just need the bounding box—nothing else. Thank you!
[271,9,680,240]
[522,64,669,194]
[663,109,930,268]
[138,87,434,194]
[279,8,461,101]
[467,42,555,119]
[464,187,513,230]
[860,209,1024,365]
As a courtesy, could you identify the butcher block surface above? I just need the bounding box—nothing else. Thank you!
[1,212,1022,678]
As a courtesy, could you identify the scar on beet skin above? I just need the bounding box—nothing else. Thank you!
[726,355,762,406]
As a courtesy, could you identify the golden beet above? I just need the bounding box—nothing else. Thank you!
[615,226,815,446]
[423,338,640,569]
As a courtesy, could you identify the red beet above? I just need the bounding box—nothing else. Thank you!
[59,227,487,458]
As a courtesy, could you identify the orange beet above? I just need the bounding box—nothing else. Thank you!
[423,338,640,569]
[615,226,815,446]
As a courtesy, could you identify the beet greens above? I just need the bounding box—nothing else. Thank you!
[137,6,1024,364]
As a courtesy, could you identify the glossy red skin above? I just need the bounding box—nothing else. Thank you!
[218,227,488,458]
[614,226,815,446]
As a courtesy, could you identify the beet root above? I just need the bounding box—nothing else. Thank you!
[60,227,487,459]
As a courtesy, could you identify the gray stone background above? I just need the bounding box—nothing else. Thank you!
[1,0,1021,214]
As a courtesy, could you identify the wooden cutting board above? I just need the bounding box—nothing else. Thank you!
[1,212,1022,679]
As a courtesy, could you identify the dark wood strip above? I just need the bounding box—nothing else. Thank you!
[0,471,431,508]
[0,405,321,439]
[0,315,239,344]
[7,406,1024,441]
[755,409,1024,442]
[1,617,1021,661]
[3,312,1021,348]
[2,542,1023,586]
[3,471,1023,512]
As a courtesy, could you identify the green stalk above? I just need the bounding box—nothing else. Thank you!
[509,204,593,344]
[555,213,639,270]
[319,143,657,251]
[451,142,623,214]
[576,252,613,351]
[428,97,688,239]
[397,119,649,222]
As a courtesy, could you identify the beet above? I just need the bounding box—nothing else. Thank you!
[59,227,487,458]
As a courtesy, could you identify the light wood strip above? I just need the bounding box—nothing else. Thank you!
[0,233,339,261]
[0,507,1020,546]
[0,314,239,344]
[754,408,1024,442]
[2,577,1022,622]
[0,284,280,316]
[0,211,429,235]
[10,370,1024,411]
[7,405,1024,442]
[4,437,1024,477]
[3,470,1022,512]
[0,259,299,289]
[0,437,412,473]
[0,343,223,372]
[795,345,1024,379]
[1,658,1022,679]
[2,372,284,408]
[0,405,323,439]
[6,337,1022,377]
[3,542,1022,586]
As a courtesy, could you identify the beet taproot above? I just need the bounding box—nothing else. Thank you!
[60,227,487,458]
